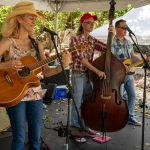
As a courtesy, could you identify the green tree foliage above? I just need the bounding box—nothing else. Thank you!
[0,6,12,39]
[35,5,132,34]
[0,5,132,38]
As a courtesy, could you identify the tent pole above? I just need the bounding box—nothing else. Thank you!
[55,1,58,33]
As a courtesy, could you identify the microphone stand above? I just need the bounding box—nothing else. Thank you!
[128,32,150,150]
[50,34,85,150]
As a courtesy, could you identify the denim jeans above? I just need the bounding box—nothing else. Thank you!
[6,100,43,150]
[120,75,136,121]
[71,72,92,129]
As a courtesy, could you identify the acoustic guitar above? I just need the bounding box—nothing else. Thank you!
[0,41,91,107]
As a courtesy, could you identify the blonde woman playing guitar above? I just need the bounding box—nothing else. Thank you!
[0,1,71,150]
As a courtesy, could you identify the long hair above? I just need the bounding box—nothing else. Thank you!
[1,15,34,39]
[76,24,83,35]
[1,16,20,38]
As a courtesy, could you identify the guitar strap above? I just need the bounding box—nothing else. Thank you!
[29,36,41,61]
[29,37,57,105]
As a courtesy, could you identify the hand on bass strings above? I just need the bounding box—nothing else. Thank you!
[108,25,115,37]
[96,69,106,79]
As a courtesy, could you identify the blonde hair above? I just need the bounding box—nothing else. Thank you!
[1,16,20,38]
[1,1,43,38]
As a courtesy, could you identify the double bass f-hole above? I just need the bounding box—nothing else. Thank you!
[101,88,122,105]
[112,89,122,105]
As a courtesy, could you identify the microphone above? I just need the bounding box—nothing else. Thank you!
[125,24,135,36]
[40,26,57,36]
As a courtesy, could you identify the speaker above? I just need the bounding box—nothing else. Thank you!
[43,69,70,86]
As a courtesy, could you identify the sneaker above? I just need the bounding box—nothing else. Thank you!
[87,128,101,137]
[73,136,87,143]
[128,119,141,126]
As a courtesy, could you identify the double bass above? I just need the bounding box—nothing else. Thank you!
[81,0,128,132]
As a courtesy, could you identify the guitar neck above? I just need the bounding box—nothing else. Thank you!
[30,51,65,71]
[29,41,91,71]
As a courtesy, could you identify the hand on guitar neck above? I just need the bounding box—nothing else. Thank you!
[61,50,71,68]
[123,54,150,75]
[45,41,92,57]
[123,59,143,75]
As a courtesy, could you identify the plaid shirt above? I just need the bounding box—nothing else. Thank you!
[111,36,133,61]
[70,34,106,72]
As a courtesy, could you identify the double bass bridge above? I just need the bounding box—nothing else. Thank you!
[100,95,111,100]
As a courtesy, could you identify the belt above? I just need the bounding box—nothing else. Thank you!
[72,70,87,74]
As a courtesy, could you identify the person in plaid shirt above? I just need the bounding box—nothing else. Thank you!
[69,13,114,142]
[111,19,142,126]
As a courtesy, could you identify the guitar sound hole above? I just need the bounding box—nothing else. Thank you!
[18,66,30,77]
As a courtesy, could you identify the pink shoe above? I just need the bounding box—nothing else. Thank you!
[87,128,101,137]
[93,135,112,143]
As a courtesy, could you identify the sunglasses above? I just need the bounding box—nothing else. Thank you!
[83,21,95,25]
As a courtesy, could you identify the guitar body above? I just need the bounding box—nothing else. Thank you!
[0,56,41,108]
[0,41,92,108]
[123,58,132,65]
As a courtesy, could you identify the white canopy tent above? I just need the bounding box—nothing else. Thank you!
[1,0,150,33]
[0,0,52,11]
[49,0,150,12]
[91,4,150,45]
[0,0,150,11]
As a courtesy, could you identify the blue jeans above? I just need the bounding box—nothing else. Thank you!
[71,72,92,129]
[6,100,43,150]
[120,75,136,121]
